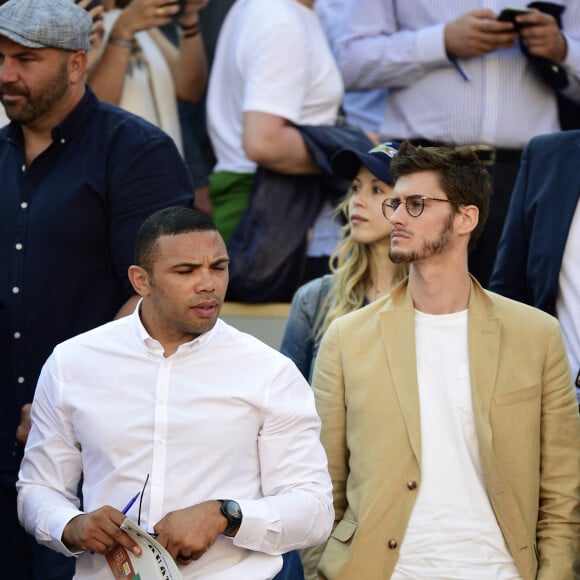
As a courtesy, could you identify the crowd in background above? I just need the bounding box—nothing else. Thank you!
[1,1,579,579]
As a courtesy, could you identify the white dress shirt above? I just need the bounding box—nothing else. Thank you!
[333,0,580,147]
[17,307,333,579]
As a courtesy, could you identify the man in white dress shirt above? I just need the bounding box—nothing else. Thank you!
[16,206,333,580]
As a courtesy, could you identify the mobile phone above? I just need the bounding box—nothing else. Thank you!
[497,7,531,23]
[76,0,102,10]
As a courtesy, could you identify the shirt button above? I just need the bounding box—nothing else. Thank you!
[17,377,25,384]
[21,202,28,209]
[14,332,21,339]
[60,138,66,144]
[15,243,23,250]
[388,539,398,549]
[21,164,25,172]
[406,480,417,490]
[12,286,20,294]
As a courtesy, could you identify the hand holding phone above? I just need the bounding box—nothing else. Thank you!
[497,7,531,25]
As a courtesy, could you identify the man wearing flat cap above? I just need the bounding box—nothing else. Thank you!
[0,0,195,577]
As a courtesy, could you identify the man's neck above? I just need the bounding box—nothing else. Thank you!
[408,260,471,315]
[296,0,315,8]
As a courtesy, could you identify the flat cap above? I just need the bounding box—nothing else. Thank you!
[0,0,92,52]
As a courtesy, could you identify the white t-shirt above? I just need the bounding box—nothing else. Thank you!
[392,310,521,580]
[207,0,344,173]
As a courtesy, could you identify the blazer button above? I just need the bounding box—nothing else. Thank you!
[388,539,398,549]
[407,480,417,490]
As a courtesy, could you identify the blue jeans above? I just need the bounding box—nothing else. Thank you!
[274,550,304,580]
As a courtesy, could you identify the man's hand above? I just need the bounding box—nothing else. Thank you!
[445,9,519,58]
[62,507,141,555]
[154,501,227,566]
[516,8,567,63]
[15,403,32,445]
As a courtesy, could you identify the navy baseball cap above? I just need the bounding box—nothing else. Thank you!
[330,141,400,185]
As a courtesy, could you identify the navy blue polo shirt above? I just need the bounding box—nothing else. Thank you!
[0,86,194,473]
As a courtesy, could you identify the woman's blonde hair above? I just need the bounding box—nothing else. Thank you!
[313,195,408,341]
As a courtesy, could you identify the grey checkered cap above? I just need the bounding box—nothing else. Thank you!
[0,0,92,51]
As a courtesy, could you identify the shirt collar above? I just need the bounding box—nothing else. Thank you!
[50,84,99,143]
[130,299,220,356]
[4,84,99,148]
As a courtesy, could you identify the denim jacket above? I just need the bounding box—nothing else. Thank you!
[280,275,335,382]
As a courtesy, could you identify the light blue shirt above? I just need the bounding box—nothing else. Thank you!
[332,0,580,146]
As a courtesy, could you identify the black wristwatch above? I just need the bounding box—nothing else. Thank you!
[218,500,243,536]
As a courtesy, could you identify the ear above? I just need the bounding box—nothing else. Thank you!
[455,205,479,237]
[68,50,88,84]
[128,265,151,297]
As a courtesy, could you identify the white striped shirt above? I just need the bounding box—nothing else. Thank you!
[333,0,580,147]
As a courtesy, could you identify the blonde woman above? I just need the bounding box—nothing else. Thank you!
[281,141,409,381]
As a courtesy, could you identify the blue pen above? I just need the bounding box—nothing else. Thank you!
[121,491,141,515]
[89,491,141,554]
[449,56,470,82]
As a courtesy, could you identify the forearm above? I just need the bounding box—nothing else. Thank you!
[536,324,580,575]
[175,31,208,102]
[88,38,132,105]
[243,120,319,175]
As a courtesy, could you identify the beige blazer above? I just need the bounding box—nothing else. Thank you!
[305,276,580,580]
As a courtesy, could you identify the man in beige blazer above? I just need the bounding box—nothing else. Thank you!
[306,142,580,579]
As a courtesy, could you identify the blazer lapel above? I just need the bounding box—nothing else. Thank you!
[468,282,501,452]
[379,283,422,463]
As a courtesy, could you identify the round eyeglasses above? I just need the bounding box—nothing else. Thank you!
[382,195,454,218]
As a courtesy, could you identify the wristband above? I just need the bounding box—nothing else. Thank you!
[108,35,133,48]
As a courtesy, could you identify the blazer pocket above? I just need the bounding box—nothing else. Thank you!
[493,383,540,406]
[331,518,358,543]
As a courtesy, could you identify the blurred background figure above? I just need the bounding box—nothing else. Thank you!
[174,0,235,216]
[88,0,208,155]
[281,141,408,384]
[489,130,580,407]
[314,0,386,142]
[329,1,580,287]
[206,0,344,283]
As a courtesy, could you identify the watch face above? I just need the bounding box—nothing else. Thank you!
[223,500,242,520]
[220,500,242,536]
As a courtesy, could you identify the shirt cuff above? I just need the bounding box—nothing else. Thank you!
[50,508,86,557]
[416,23,449,65]
[562,34,580,73]
[231,498,281,551]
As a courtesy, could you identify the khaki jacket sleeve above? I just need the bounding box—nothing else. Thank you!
[301,321,348,579]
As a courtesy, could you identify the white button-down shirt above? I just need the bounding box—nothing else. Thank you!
[17,307,333,579]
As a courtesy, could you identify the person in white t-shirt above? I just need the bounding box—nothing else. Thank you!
[206,0,344,281]
[303,142,580,579]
